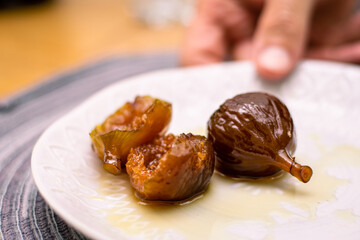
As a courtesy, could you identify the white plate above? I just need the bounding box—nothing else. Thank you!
[32,61,360,240]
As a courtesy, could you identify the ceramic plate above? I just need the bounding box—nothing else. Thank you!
[32,61,360,240]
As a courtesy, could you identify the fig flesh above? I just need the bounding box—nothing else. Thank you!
[126,133,215,202]
[90,96,172,175]
[208,92,312,183]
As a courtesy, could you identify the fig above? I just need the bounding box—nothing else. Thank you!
[208,92,312,183]
[90,96,172,175]
[126,133,215,202]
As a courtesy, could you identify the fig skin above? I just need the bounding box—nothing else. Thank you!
[126,133,215,202]
[90,96,172,175]
[208,92,312,183]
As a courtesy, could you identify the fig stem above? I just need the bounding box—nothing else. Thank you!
[275,150,313,183]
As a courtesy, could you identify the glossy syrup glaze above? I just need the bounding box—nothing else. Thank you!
[90,96,172,175]
[208,92,312,183]
[126,133,215,202]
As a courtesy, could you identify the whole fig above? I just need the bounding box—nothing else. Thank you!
[208,92,312,183]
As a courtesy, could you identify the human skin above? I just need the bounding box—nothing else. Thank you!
[180,0,360,80]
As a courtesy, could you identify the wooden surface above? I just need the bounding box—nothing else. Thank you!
[0,0,185,99]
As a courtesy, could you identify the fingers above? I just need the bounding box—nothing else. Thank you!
[221,1,255,43]
[253,0,315,80]
[180,0,254,67]
[306,42,360,64]
[180,16,226,66]
[233,39,253,60]
[336,12,360,44]
[240,0,264,11]
[310,2,360,46]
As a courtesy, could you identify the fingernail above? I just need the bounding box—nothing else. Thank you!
[257,46,291,73]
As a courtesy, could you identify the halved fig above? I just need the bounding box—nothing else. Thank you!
[126,133,215,202]
[90,96,172,175]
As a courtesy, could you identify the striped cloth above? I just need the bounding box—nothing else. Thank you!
[0,54,178,239]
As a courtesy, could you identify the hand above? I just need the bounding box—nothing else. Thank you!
[180,0,360,80]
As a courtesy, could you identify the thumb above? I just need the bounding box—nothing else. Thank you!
[253,0,314,80]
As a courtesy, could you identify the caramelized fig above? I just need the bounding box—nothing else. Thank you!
[90,96,172,175]
[208,92,312,183]
[126,133,215,202]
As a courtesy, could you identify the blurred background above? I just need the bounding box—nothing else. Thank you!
[0,0,195,99]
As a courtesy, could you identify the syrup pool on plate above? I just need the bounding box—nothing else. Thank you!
[93,135,360,240]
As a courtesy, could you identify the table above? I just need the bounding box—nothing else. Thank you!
[0,0,184,99]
